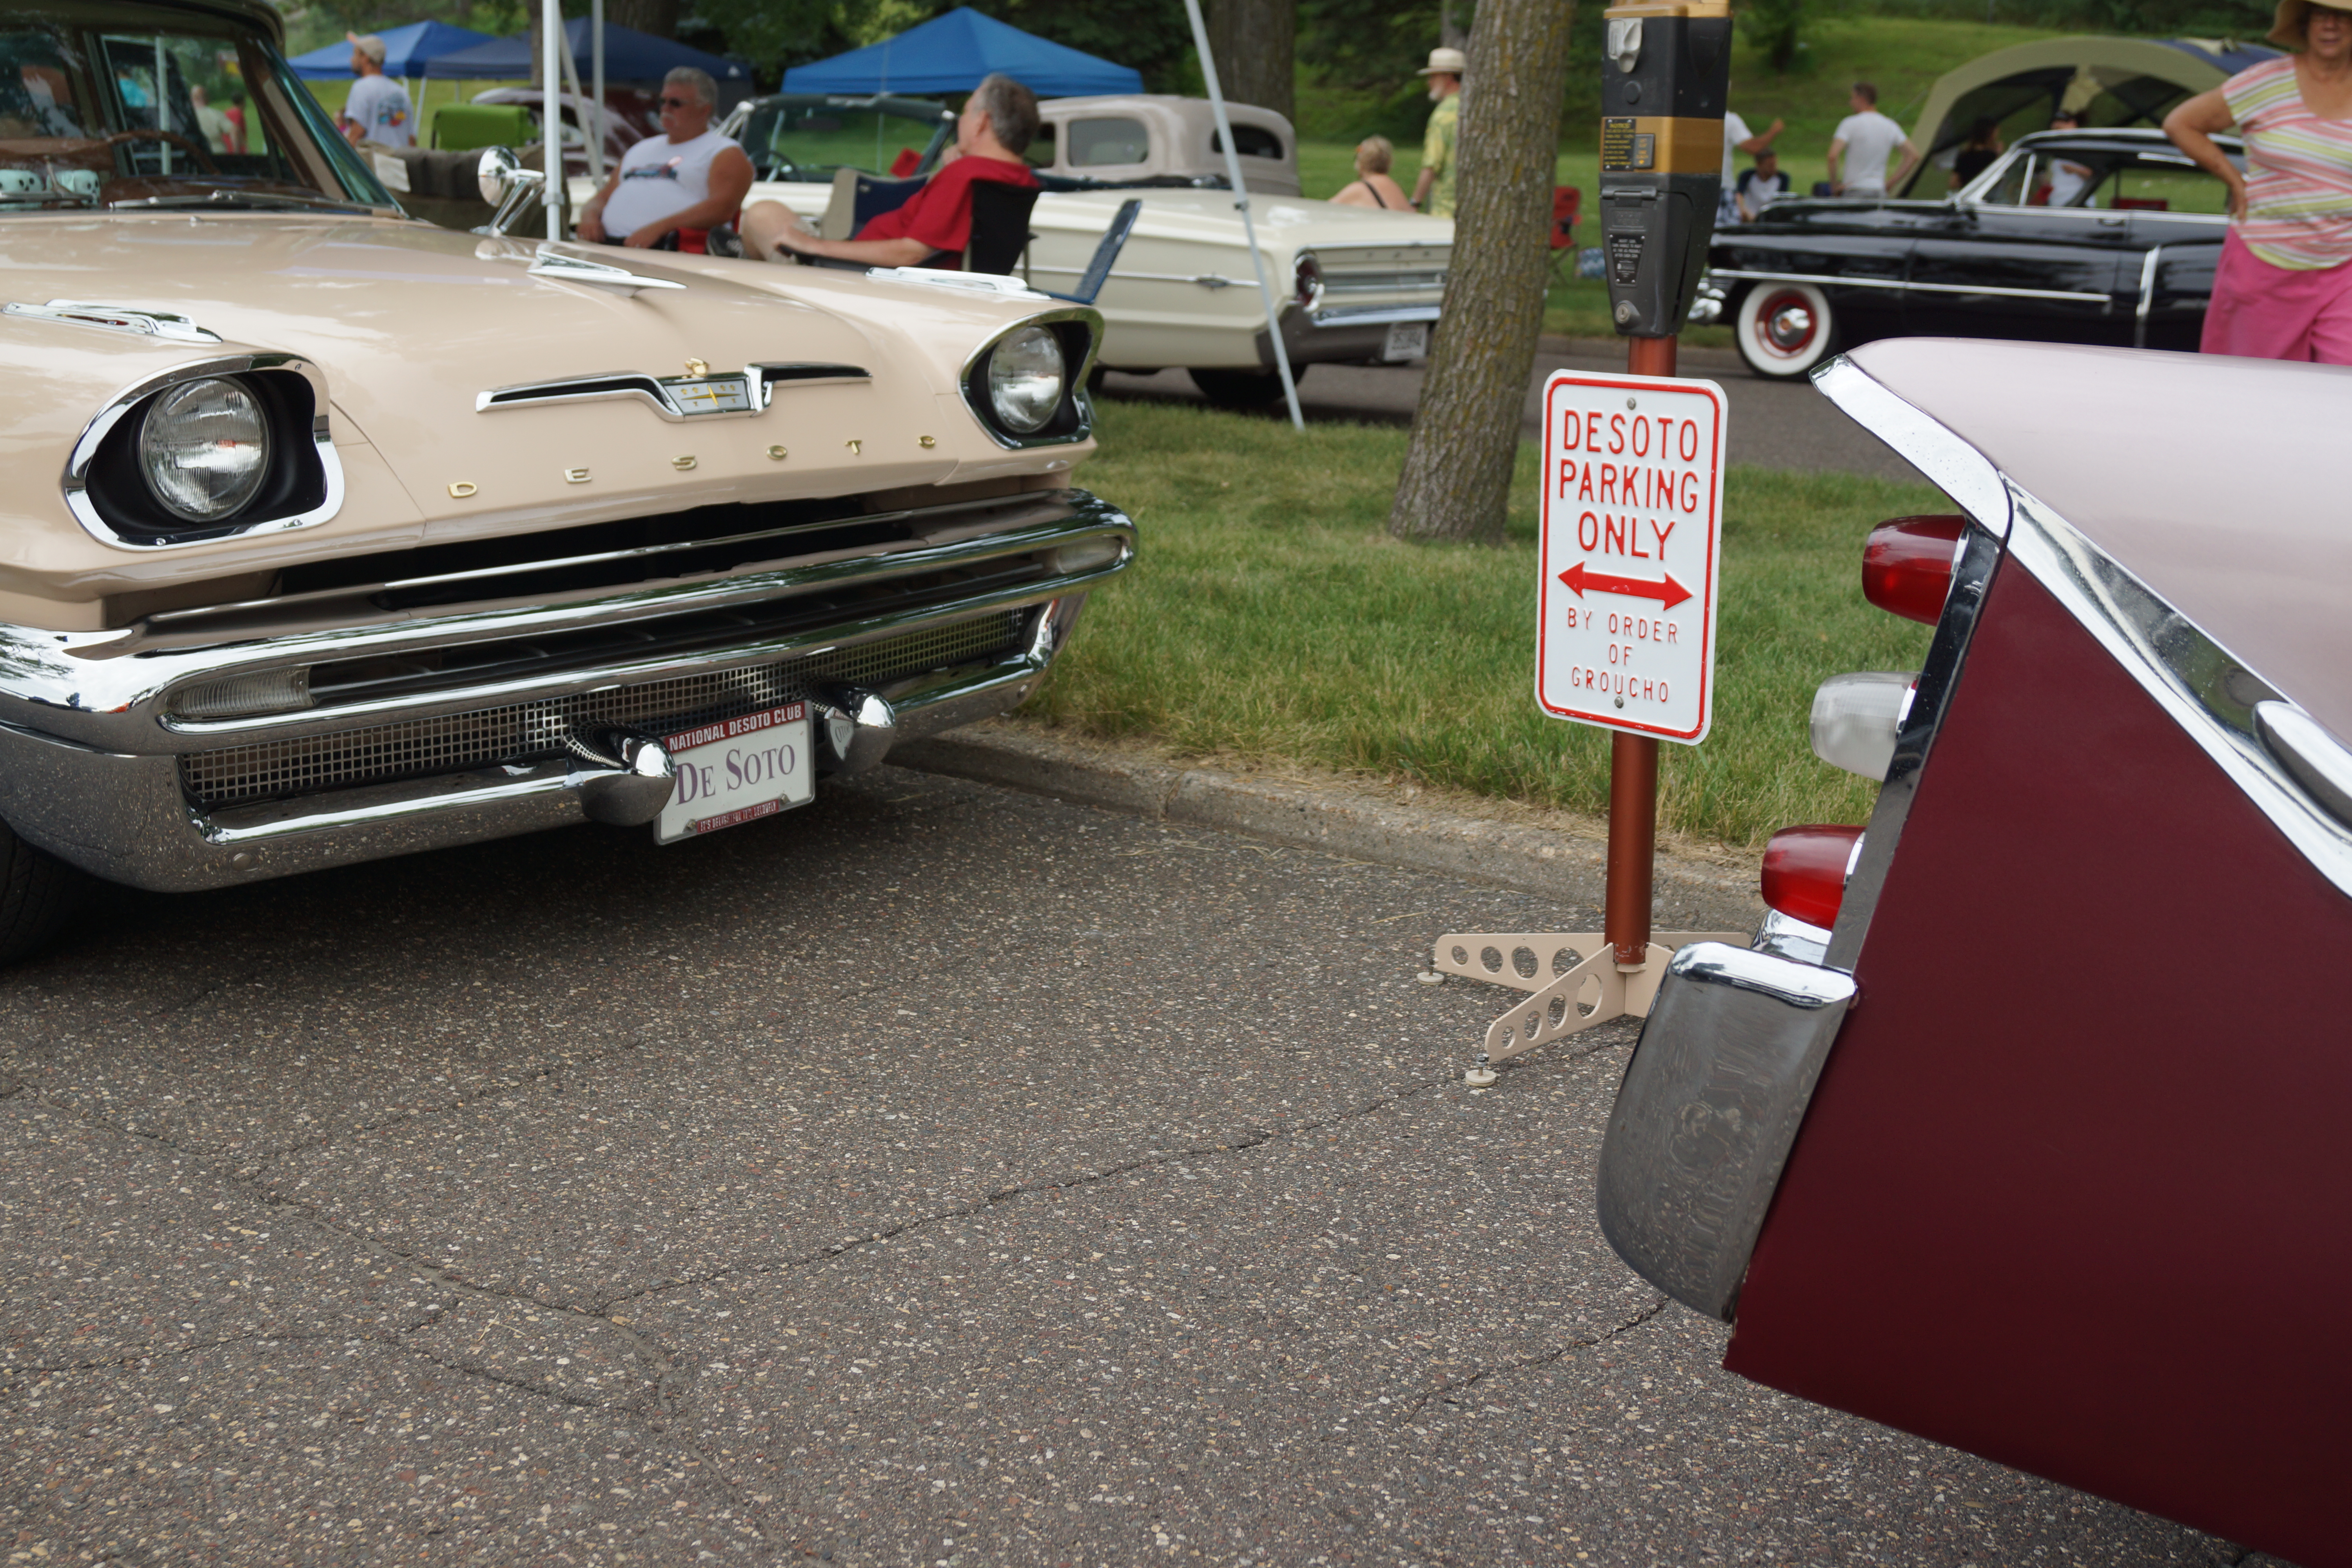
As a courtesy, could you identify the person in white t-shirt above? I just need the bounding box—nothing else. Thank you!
[1719,109,1784,222]
[340,34,413,148]
[1827,81,1919,198]
[577,66,755,249]
[1737,150,1792,220]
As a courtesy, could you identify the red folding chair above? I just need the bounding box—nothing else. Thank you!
[1549,185,1581,283]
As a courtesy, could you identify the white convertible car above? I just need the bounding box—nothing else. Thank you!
[704,93,1454,406]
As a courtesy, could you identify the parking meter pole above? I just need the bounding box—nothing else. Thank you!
[1608,334,1674,966]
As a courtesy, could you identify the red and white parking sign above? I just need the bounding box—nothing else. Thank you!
[1536,370,1725,745]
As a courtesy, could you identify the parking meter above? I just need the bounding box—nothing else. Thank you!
[1597,0,1734,337]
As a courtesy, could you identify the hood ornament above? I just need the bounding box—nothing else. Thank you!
[525,246,686,299]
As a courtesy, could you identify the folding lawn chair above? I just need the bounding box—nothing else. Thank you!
[1548,185,1581,284]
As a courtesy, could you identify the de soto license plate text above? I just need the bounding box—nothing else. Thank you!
[656,702,813,844]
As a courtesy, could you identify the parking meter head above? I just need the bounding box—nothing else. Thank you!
[1598,0,1733,338]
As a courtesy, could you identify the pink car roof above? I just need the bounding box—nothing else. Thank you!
[1847,336,2352,747]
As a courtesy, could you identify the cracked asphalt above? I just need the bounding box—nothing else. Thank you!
[0,769,2261,1566]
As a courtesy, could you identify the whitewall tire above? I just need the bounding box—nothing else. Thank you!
[1735,282,1836,381]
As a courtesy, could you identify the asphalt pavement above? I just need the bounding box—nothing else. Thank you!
[1100,341,1924,483]
[0,769,2255,1565]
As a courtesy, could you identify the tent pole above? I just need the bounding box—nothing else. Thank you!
[542,0,560,238]
[557,18,601,182]
[592,0,605,171]
[1179,0,1303,431]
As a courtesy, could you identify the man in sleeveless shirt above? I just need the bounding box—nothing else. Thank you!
[742,74,1040,269]
[578,67,753,249]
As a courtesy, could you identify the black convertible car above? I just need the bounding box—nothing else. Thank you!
[1698,127,2243,379]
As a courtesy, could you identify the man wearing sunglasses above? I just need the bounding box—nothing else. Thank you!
[578,66,753,249]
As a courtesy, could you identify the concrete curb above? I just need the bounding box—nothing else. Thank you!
[891,723,1764,934]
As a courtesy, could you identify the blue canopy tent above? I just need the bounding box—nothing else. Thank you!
[423,19,749,86]
[782,8,1142,97]
[287,20,496,80]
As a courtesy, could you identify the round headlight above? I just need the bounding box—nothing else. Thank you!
[138,377,269,523]
[986,326,1065,435]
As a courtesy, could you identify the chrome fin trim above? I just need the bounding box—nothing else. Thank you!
[2003,483,2352,902]
[1810,355,2011,537]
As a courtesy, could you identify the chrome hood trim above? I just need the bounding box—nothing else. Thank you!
[5,299,225,344]
[477,361,873,419]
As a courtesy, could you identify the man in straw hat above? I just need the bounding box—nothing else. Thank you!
[1411,46,1465,218]
[2164,0,2352,359]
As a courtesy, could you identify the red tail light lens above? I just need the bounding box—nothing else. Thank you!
[1761,824,1866,930]
[1862,515,1968,626]
[1295,253,1322,307]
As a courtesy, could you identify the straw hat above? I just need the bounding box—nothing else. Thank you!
[2270,0,2352,47]
[1417,46,1468,78]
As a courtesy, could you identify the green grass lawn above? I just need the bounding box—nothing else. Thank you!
[1034,398,1943,850]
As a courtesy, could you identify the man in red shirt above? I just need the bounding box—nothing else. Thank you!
[744,74,1039,269]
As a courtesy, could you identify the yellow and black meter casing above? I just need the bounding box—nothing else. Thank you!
[1598,0,1733,337]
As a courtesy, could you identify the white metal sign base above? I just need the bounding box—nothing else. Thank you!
[1435,929,1748,1084]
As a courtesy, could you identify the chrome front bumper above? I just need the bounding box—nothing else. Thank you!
[1256,300,1443,367]
[0,489,1131,892]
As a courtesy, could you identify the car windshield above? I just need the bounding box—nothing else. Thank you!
[738,96,951,182]
[0,0,393,214]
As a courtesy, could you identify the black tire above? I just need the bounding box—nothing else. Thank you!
[1734,281,1837,381]
[0,819,83,964]
[1187,366,1307,407]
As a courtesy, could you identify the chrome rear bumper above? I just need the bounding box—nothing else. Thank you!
[0,488,1129,891]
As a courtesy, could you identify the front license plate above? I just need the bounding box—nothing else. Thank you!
[1383,321,1429,361]
[655,702,813,845]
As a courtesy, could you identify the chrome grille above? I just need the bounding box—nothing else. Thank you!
[181,612,1026,808]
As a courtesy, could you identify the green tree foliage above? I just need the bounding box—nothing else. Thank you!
[1747,0,1805,71]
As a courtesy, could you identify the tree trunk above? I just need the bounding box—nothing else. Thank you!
[607,0,681,41]
[1387,0,1574,544]
[1205,0,1296,125]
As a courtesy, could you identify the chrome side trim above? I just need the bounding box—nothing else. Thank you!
[1026,265,1238,289]
[2256,701,2352,829]
[1596,942,1858,1321]
[1822,523,2000,970]
[2134,244,2162,349]
[1708,268,2111,305]
[476,361,872,419]
[63,354,347,552]
[6,299,223,343]
[2002,483,2352,901]
[1809,354,2012,537]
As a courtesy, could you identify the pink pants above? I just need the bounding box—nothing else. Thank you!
[2202,229,2352,363]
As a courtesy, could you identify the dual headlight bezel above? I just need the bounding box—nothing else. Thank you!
[65,354,345,550]
[959,309,1100,450]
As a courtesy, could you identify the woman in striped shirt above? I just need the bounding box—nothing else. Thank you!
[2165,0,2352,361]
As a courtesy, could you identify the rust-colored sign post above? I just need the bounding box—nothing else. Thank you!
[1607,333,1677,966]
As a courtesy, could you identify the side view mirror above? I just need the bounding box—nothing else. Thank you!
[475,147,550,237]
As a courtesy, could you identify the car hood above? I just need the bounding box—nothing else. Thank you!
[0,213,1071,597]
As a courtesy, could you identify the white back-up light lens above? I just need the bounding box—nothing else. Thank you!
[1810,671,1916,780]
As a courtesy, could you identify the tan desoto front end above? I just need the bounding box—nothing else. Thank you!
[0,217,1131,897]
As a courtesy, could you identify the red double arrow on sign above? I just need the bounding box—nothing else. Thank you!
[1557,561,1693,611]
